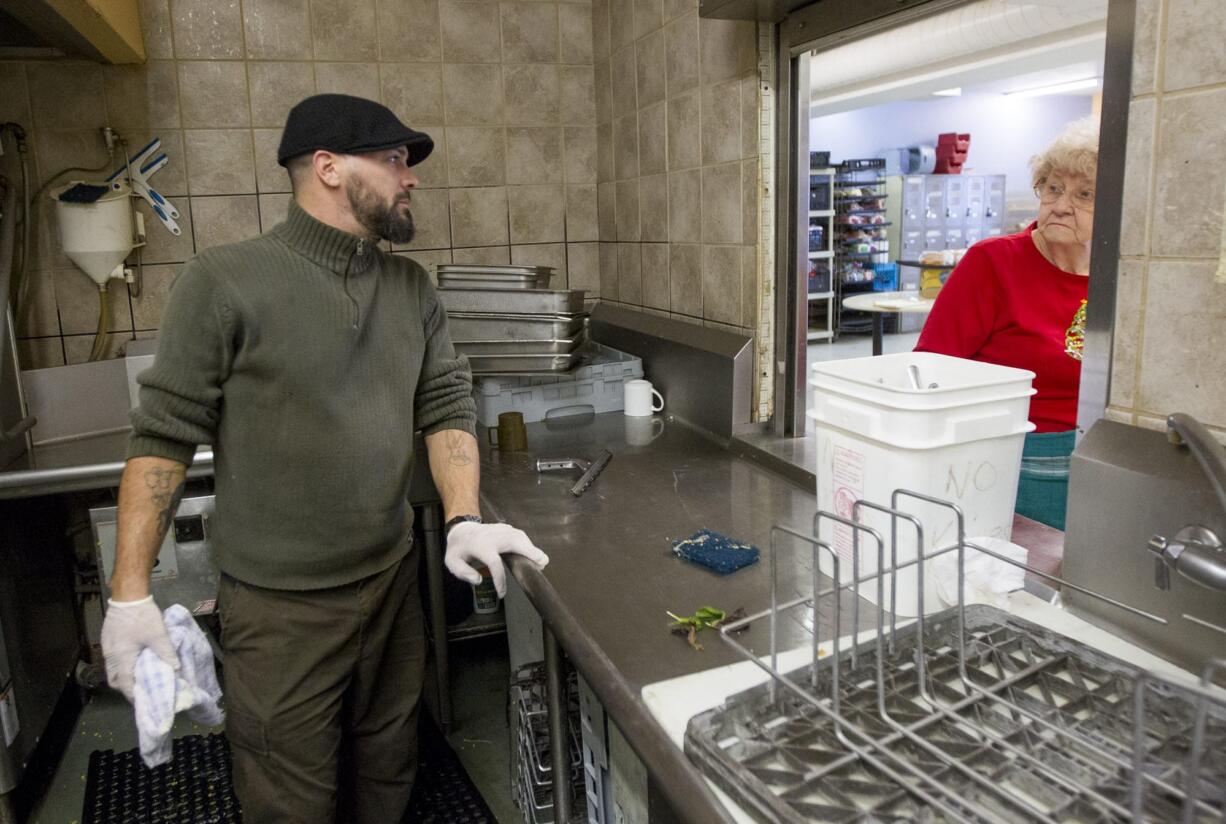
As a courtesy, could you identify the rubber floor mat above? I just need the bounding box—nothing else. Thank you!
[402,715,497,824]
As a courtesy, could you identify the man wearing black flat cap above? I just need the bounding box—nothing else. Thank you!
[101,94,549,823]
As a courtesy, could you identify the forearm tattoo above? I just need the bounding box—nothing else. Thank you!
[446,431,473,467]
[144,466,186,536]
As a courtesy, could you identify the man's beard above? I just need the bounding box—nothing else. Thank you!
[345,175,415,244]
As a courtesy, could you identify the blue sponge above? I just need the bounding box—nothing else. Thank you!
[672,529,760,575]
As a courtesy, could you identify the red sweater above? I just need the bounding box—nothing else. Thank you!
[914,224,1088,432]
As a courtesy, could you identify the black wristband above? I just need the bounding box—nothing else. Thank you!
[444,514,483,535]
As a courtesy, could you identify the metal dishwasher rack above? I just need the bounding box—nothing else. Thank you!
[511,663,586,824]
[684,489,1226,823]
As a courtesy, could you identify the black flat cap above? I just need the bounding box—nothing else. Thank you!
[277,93,434,167]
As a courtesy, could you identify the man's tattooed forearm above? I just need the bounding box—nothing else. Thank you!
[446,431,473,467]
[144,467,186,536]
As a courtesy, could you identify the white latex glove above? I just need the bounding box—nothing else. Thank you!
[444,521,549,598]
[100,595,179,703]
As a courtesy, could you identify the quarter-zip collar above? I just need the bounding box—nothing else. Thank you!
[273,198,377,276]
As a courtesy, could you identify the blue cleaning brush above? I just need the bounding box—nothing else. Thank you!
[57,183,112,204]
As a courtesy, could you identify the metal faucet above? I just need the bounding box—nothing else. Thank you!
[1147,414,1226,592]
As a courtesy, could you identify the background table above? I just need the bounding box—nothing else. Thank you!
[840,289,935,355]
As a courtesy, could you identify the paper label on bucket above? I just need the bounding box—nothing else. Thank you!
[831,446,865,564]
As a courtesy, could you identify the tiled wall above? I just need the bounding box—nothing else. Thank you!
[1,0,605,368]
[1108,0,1226,440]
[590,0,761,338]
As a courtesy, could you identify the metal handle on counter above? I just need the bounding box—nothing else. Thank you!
[0,415,35,444]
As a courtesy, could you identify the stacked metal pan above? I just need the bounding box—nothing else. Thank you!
[436,264,588,374]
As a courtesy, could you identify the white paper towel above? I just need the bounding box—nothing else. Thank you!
[933,536,1029,609]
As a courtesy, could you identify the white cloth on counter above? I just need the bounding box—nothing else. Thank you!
[933,536,1029,609]
[132,604,224,768]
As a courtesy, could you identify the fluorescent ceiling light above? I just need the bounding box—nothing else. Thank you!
[932,87,962,96]
[1005,76,1099,97]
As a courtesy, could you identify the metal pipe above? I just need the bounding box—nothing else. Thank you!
[544,626,571,824]
[1167,413,1226,521]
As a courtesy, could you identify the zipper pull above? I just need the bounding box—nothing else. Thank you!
[356,239,365,256]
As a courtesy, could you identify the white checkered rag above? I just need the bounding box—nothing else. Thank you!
[133,604,225,767]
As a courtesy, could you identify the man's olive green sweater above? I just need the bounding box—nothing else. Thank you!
[129,199,476,590]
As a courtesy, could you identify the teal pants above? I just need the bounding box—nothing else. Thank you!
[1015,430,1076,531]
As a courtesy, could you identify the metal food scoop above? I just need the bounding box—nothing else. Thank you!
[536,449,613,497]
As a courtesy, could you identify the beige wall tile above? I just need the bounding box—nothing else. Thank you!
[637,101,666,175]
[701,79,740,164]
[315,63,381,99]
[591,0,610,63]
[1151,87,1226,257]
[0,64,30,126]
[243,0,312,59]
[567,241,599,294]
[252,128,289,193]
[662,0,694,23]
[508,184,566,243]
[16,338,65,370]
[134,198,195,263]
[741,75,758,159]
[741,158,757,245]
[1131,0,1160,96]
[597,181,616,240]
[664,11,698,97]
[395,187,450,249]
[1162,0,1226,92]
[54,270,132,336]
[445,126,506,186]
[702,162,740,244]
[639,173,667,242]
[617,242,642,303]
[449,186,509,247]
[378,0,443,62]
[185,130,257,194]
[382,66,445,125]
[14,271,60,338]
[1137,260,1226,426]
[669,242,700,315]
[104,62,181,130]
[636,29,666,108]
[559,4,594,64]
[596,121,615,182]
[740,243,756,328]
[1119,97,1155,258]
[399,248,451,278]
[258,192,292,228]
[248,62,316,128]
[702,244,740,324]
[131,264,181,329]
[598,241,618,297]
[443,64,505,124]
[505,65,560,125]
[139,0,175,59]
[613,112,639,179]
[412,126,448,188]
[441,0,502,62]
[512,242,567,285]
[560,65,596,126]
[667,88,700,170]
[502,3,559,64]
[667,168,700,242]
[610,45,638,117]
[191,194,261,249]
[634,0,662,39]
[563,126,597,184]
[64,332,134,364]
[1104,407,1134,426]
[178,62,250,128]
[171,0,244,59]
[614,178,640,242]
[26,63,106,130]
[565,184,598,241]
[609,0,634,52]
[506,127,562,184]
[700,18,753,85]
[1109,260,1144,409]
[312,0,378,61]
[640,242,669,310]
[452,245,510,264]
[594,58,613,126]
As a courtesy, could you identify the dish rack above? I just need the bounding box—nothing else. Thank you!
[510,663,587,824]
[684,489,1226,823]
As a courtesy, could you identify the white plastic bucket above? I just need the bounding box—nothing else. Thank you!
[809,352,1036,617]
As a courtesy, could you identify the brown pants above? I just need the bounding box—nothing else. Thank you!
[218,549,427,824]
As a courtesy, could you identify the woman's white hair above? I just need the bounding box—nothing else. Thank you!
[1029,116,1100,187]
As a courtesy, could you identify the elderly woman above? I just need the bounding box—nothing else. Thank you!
[914,117,1098,530]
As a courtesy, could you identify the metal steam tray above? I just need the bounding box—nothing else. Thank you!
[454,334,584,357]
[467,351,582,375]
[447,312,587,342]
[686,604,1226,823]
[437,270,553,290]
[437,287,587,315]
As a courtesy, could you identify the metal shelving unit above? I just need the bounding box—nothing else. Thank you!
[833,159,890,336]
[807,167,836,342]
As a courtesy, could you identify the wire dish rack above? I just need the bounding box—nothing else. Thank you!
[684,489,1226,823]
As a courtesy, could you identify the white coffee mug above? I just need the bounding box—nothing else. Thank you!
[624,379,664,417]
[624,415,665,446]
